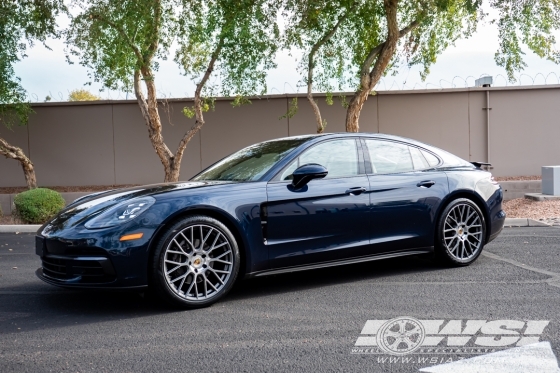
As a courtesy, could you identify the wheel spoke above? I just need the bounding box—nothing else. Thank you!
[205,276,219,292]
[213,250,232,260]
[170,272,188,284]
[202,273,208,298]
[208,268,225,285]
[172,239,189,255]
[178,272,188,292]
[201,227,213,250]
[207,241,228,253]
[165,259,184,266]
[166,265,183,275]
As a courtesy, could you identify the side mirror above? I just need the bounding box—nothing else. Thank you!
[291,163,328,189]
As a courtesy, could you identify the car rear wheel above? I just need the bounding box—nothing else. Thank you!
[435,198,486,266]
[151,215,240,308]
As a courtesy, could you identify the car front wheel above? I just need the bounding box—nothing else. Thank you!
[435,198,486,266]
[151,215,240,308]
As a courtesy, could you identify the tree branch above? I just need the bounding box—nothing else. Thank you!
[307,4,355,133]
[360,17,421,78]
[90,13,143,63]
[146,0,161,63]
[175,36,225,164]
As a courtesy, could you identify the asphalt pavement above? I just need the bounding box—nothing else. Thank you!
[1,227,560,372]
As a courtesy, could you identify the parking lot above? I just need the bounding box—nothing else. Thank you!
[1,227,559,372]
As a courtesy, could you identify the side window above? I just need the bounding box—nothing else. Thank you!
[280,139,359,180]
[421,150,440,167]
[365,139,414,174]
[410,147,429,170]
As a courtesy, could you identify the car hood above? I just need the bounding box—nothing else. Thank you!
[41,181,235,235]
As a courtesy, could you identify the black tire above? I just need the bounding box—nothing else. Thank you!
[435,198,486,267]
[150,215,240,309]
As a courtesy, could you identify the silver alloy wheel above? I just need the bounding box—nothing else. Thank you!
[163,224,233,301]
[442,203,484,262]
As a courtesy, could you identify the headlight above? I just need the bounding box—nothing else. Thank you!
[84,197,156,229]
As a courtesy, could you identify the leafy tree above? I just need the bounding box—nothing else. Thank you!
[491,0,560,81]
[66,0,185,182]
[175,0,280,141]
[283,0,356,133]
[0,0,64,189]
[67,0,279,182]
[68,88,102,101]
[286,0,560,133]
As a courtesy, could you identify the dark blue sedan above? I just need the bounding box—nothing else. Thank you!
[35,133,505,308]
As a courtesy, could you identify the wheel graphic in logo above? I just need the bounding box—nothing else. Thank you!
[376,317,425,355]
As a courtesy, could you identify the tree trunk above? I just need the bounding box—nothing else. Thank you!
[133,69,177,182]
[0,136,38,189]
[345,88,370,132]
[307,94,325,134]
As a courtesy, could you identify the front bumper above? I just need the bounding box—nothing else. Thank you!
[35,229,154,289]
[35,268,147,290]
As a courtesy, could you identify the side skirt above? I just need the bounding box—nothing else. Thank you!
[245,247,434,278]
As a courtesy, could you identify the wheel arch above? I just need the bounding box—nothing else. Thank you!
[146,206,250,283]
[434,189,492,245]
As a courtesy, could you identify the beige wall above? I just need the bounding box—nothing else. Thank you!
[1,85,559,187]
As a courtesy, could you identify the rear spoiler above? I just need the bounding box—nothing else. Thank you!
[471,161,492,168]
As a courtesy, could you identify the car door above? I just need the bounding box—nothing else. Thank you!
[265,138,371,269]
[362,139,449,253]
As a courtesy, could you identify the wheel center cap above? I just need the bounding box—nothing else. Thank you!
[457,227,464,236]
[192,256,203,268]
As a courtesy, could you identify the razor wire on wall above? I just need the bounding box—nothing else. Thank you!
[25,72,560,103]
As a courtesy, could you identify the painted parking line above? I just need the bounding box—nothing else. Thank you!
[420,342,560,373]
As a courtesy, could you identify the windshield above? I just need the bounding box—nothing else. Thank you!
[192,138,310,182]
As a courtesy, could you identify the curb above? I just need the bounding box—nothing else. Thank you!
[0,225,41,233]
[503,218,550,227]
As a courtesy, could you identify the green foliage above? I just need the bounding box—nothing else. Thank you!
[285,0,560,90]
[279,97,298,120]
[491,0,560,81]
[68,89,102,101]
[66,0,177,92]
[182,97,214,118]
[0,0,64,128]
[284,0,481,91]
[14,188,65,224]
[325,91,334,106]
[231,96,251,108]
[175,0,280,100]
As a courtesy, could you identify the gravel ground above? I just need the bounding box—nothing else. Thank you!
[0,216,24,225]
[503,198,560,226]
[495,175,541,181]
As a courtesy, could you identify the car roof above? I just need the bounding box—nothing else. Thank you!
[292,132,433,148]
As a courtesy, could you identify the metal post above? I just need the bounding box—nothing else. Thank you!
[486,90,490,164]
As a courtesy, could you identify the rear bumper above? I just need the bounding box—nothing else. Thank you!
[488,209,506,243]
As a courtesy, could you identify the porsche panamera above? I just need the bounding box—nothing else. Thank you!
[35,133,505,308]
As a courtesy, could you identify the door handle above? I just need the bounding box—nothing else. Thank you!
[345,187,367,195]
[417,180,435,188]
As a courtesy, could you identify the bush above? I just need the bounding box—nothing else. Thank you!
[14,188,65,224]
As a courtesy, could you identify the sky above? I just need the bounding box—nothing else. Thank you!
[13,3,560,103]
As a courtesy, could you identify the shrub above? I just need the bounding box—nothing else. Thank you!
[13,188,65,224]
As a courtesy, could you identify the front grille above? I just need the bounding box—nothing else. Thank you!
[42,255,116,284]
